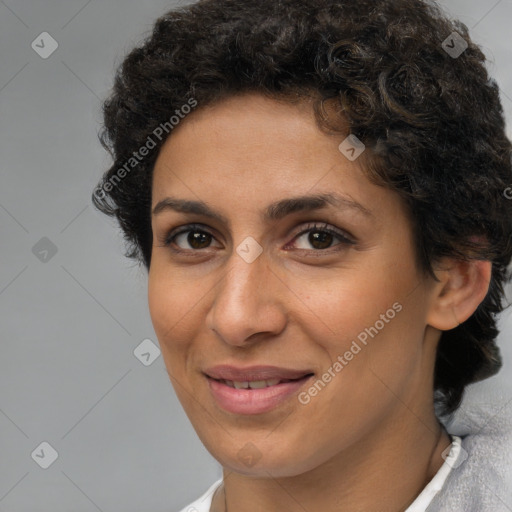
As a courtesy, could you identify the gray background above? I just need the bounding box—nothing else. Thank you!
[0,1,511,510]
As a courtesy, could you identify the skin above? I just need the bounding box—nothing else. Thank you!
[147,93,491,511]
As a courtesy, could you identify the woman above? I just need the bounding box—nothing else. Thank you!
[92,0,512,510]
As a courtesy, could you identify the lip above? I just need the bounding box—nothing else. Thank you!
[204,365,313,381]
[204,365,314,415]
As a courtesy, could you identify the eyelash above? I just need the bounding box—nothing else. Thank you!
[159,222,356,255]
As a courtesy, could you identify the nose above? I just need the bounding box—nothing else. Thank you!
[205,248,287,347]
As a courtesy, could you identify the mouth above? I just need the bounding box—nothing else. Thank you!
[204,365,314,415]
[215,377,306,389]
[204,364,314,382]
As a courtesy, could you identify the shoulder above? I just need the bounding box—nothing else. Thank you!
[176,479,223,512]
[428,400,512,511]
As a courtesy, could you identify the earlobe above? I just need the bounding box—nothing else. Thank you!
[426,259,492,331]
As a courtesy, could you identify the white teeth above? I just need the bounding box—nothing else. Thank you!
[248,380,267,389]
[224,379,282,389]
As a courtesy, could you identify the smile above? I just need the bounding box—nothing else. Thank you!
[220,378,293,389]
[204,366,314,414]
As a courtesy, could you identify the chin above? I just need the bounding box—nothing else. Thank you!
[201,432,325,478]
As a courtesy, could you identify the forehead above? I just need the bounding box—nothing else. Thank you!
[151,93,405,225]
[153,94,360,185]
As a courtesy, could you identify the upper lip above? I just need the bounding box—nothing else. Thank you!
[204,365,314,382]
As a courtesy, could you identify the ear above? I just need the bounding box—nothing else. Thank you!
[426,258,492,331]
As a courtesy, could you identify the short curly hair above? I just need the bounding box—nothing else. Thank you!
[92,0,512,417]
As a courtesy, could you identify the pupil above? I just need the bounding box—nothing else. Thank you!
[309,231,332,249]
[188,231,210,249]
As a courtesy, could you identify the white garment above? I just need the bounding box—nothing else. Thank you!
[178,435,463,512]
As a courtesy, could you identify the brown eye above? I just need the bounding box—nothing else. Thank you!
[163,224,221,251]
[308,230,334,250]
[186,230,212,249]
[290,222,355,251]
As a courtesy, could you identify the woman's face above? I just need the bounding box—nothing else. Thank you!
[148,93,440,477]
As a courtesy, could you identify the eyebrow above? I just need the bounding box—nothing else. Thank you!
[151,193,374,224]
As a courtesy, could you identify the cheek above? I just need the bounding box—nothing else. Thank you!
[313,296,426,419]
[147,273,171,340]
[288,269,405,345]
[147,270,202,356]
[295,263,424,386]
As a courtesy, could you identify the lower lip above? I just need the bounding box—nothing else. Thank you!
[206,375,313,415]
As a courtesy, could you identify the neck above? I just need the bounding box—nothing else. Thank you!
[213,409,451,512]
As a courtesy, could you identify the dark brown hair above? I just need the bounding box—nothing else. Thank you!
[92,0,512,417]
